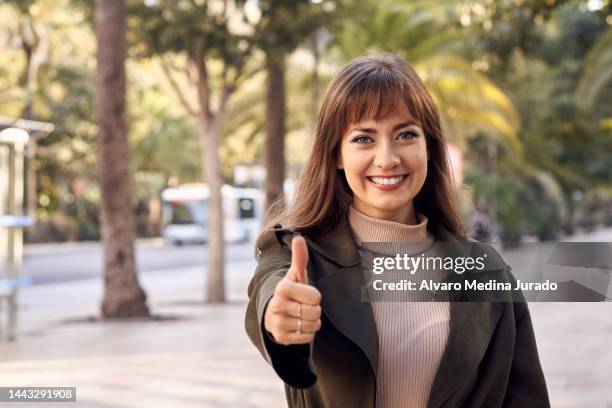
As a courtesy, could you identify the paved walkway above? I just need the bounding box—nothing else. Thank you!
[0,234,611,407]
[0,262,286,407]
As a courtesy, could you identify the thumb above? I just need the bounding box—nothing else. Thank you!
[287,236,309,284]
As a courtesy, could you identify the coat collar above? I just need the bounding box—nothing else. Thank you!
[278,213,506,408]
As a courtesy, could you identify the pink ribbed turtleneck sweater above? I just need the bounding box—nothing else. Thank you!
[348,206,450,408]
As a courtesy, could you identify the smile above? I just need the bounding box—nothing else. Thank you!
[367,174,408,190]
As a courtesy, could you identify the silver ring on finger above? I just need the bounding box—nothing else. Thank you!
[296,318,302,335]
[297,302,302,318]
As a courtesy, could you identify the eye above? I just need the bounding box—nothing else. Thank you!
[350,135,373,144]
[398,131,418,140]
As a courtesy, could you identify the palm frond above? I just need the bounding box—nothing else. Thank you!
[575,28,612,108]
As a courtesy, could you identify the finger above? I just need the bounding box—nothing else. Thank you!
[278,278,322,305]
[271,331,315,346]
[286,236,308,284]
[277,317,322,334]
[283,300,322,320]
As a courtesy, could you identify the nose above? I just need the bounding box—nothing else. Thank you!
[374,142,401,169]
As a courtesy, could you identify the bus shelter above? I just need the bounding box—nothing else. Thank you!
[0,117,53,341]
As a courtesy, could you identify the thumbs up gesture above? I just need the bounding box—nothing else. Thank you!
[264,236,322,345]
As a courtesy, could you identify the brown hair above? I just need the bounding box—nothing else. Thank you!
[257,52,465,249]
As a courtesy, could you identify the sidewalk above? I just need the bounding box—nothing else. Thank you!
[0,261,286,407]
[1,246,611,407]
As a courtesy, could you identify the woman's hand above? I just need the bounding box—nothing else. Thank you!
[264,236,322,345]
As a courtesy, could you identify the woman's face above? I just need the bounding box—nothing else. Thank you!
[337,102,429,224]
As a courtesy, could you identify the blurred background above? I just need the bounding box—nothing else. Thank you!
[0,0,610,407]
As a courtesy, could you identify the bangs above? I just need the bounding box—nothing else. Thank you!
[341,66,425,132]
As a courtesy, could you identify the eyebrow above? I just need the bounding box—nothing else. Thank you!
[348,120,420,134]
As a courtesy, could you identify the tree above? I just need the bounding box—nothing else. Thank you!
[255,0,332,212]
[129,0,260,302]
[95,0,149,317]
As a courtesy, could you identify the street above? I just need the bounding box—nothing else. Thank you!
[21,240,255,285]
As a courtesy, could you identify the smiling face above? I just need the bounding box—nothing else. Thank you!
[337,101,429,224]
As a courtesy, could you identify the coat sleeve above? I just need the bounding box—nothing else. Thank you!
[503,270,551,407]
[244,230,317,389]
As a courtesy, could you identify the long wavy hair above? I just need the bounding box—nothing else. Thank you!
[257,52,465,249]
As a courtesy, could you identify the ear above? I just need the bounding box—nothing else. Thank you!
[337,157,344,170]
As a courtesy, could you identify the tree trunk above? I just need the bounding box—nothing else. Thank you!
[197,113,225,303]
[95,0,149,318]
[264,54,286,212]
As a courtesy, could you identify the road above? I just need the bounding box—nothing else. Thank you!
[21,239,256,285]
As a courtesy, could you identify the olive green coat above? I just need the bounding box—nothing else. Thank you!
[244,215,550,408]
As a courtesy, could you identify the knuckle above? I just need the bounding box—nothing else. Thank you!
[275,285,291,298]
[268,299,283,314]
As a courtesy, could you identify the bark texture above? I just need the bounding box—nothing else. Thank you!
[95,0,149,318]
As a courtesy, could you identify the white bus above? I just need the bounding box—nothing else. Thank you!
[161,184,263,245]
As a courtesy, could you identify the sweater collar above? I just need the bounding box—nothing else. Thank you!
[348,206,434,245]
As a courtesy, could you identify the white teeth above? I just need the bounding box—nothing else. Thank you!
[370,175,406,185]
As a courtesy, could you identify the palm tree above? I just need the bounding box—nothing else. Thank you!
[256,0,332,212]
[416,54,521,154]
[332,0,522,154]
[94,0,149,318]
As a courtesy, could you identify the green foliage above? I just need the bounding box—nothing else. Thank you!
[464,165,564,244]
[458,1,611,241]
[332,0,462,61]
[255,0,333,59]
[576,28,612,108]
[127,0,256,82]
[128,69,202,182]
[415,54,521,150]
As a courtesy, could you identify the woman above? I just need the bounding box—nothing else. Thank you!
[245,53,550,408]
